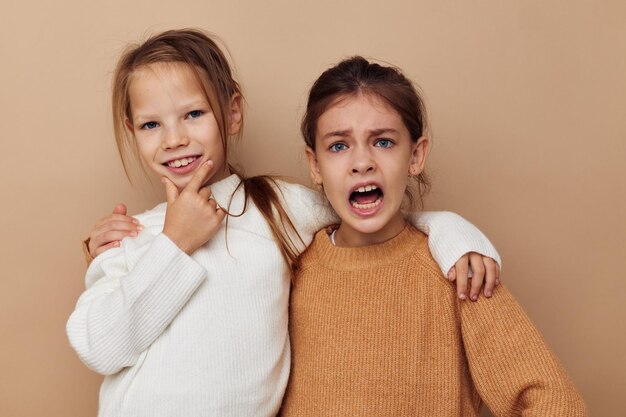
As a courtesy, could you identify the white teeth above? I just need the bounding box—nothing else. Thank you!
[351,197,382,210]
[355,184,378,193]
[167,157,196,168]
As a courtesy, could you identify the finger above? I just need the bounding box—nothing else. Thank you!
[90,226,140,246]
[468,253,485,301]
[482,257,498,297]
[89,228,135,253]
[495,263,501,286]
[93,240,121,257]
[454,255,469,301]
[186,160,214,192]
[208,198,223,211]
[215,207,227,221]
[447,265,456,282]
[104,220,141,233]
[101,229,139,242]
[94,213,139,229]
[198,186,213,200]
[162,177,179,204]
[113,203,127,216]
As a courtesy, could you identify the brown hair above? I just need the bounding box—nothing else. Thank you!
[111,28,302,271]
[301,56,431,207]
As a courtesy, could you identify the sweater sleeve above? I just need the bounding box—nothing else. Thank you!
[406,211,502,275]
[459,285,587,416]
[273,181,338,250]
[66,232,206,375]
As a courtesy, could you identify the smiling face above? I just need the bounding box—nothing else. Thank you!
[307,93,429,247]
[126,62,240,191]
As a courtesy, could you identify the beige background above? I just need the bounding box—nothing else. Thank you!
[1,0,624,416]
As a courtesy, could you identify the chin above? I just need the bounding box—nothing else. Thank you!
[345,218,389,235]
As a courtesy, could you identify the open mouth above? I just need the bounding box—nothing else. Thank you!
[349,184,384,209]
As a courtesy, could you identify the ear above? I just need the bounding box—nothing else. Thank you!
[409,136,430,176]
[124,118,135,134]
[305,146,323,186]
[228,93,243,135]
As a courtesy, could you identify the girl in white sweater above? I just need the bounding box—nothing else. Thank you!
[68,29,500,417]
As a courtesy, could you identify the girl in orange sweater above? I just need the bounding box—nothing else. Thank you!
[280,56,586,416]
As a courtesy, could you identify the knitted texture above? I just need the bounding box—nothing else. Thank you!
[67,175,330,417]
[67,174,503,416]
[281,226,586,417]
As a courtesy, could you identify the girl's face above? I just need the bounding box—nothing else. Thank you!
[306,93,429,247]
[126,62,240,191]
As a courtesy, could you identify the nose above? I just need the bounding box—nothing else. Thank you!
[161,124,190,150]
[351,146,376,174]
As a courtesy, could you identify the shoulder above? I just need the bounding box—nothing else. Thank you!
[406,227,441,268]
[296,228,333,269]
[272,178,334,223]
[272,178,325,205]
[124,202,168,251]
[90,203,166,269]
[403,226,454,291]
[131,202,167,229]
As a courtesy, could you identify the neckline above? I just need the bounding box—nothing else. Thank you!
[209,174,243,209]
[311,225,426,271]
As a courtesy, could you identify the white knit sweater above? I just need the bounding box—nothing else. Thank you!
[67,174,500,417]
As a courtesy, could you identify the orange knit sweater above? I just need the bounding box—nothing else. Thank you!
[280,226,586,416]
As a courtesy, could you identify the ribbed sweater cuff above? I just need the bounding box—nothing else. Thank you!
[411,211,502,275]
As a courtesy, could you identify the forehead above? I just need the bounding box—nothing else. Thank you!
[317,93,405,132]
[131,61,200,86]
[128,62,208,107]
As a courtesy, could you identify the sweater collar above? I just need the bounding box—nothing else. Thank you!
[210,173,243,209]
[309,225,426,271]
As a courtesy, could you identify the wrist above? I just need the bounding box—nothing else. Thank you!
[162,229,195,255]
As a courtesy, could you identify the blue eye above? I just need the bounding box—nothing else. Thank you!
[141,121,159,130]
[375,139,393,148]
[187,110,204,119]
[329,143,348,152]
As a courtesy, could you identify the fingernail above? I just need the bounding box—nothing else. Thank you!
[447,271,452,280]
[495,279,500,285]
[132,219,139,224]
[471,294,477,301]
[459,293,466,300]
[486,291,492,297]
[130,231,137,237]
[137,225,144,230]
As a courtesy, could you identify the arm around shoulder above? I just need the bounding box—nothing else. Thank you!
[406,211,502,275]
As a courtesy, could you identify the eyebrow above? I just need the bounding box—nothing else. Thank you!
[132,100,210,122]
[320,128,399,140]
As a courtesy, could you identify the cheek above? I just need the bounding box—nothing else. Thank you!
[314,161,339,194]
[384,160,411,195]
[135,139,161,170]
[202,129,226,156]
[136,142,154,161]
